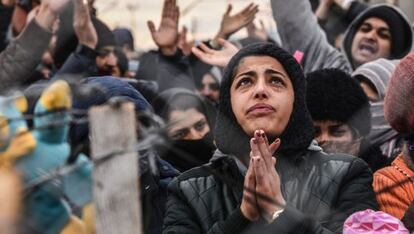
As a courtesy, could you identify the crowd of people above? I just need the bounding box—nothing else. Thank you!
[0,0,414,233]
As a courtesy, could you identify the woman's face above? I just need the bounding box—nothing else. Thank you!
[230,56,294,138]
[167,108,210,140]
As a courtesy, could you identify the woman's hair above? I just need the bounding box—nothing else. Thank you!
[162,94,205,121]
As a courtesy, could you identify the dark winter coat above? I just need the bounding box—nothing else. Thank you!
[136,50,196,92]
[162,149,378,233]
[162,42,378,234]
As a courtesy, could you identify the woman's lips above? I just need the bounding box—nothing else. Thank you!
[246,103,275,116]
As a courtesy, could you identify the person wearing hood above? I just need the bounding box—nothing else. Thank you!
[306,68,388,172]
[270,0,413,73]
[152,88,216,172]
[352,58,403,159]
[163,43,377,233]
[196,66,222,105]
[373,53,414,232]
[67,76,179,234]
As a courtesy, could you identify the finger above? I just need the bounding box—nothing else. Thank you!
[224,4,232,15]
[199,43,216,55]
[272,157,276,166]
[191,47,212,63]
[259,19,266,30]
[220,39,238,52]
[180,26,187,40]
[250,136,261,158]
[147,21,157,35]
[253,157,266,186]
[244,158,256,196]
[249,6,260,18]
[240,3,254,15]
[161,0,171,18]
[175,6,180,24]
[255,130,274,169]
[269,138,281,155]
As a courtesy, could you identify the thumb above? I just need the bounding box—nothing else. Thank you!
[224,4,232,15]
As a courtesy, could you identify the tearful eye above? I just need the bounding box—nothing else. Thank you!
[236,78,252,88]
[269,77,285,87]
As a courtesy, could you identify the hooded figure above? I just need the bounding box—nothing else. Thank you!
[306,68,388,171]
[374,53,414,232]
[271,0,413,73]
[152,88,216,172]
[352,58,402,158]
[163,43,377,233]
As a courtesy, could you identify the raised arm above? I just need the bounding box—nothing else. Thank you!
[270,0,351,73]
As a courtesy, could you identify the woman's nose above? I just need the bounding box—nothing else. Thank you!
[253,78,268,99]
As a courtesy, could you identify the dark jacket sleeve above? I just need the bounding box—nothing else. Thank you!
[162,178,251,234]
[263,157,378,233]
[156,49,196,92]
[54,44,98,80]
[0,19,53,93]
[0,5,14,52]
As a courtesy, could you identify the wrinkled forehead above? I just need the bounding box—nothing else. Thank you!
[231,55,288,80]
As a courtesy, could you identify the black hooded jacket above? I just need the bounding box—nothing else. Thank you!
[162,43,378,233]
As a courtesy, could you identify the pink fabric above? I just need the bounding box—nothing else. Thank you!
[293,50,304,64]
[343,209,409,234]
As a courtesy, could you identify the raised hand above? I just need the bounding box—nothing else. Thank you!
[41,0,71,13]
[212,3,258,48]
[251,130,285,222]
[191,38,239,68]
[74,0,98,49]
[177,26,194,56]
[246,20,268,41]
[147,0,179,56]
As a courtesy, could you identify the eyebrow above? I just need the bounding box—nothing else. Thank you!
[361,22,390,31]
[235,69,287,79]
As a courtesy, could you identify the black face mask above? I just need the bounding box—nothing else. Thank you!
[157,132,216,172]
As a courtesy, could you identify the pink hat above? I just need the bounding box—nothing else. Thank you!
[343,209,409,234]
[384,53,414,134]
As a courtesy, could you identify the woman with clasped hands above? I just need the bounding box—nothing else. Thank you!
[162,43,378,233]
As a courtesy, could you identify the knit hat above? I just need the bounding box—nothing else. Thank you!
[70,76,151,147]
[343,209,409,234]
[215,42,314,157]
[91,17,116,52]
[384,53,414,134]
[306,68,371,137]
[113,27,135,50]
[352,58,399,100]
[342,5,413,68]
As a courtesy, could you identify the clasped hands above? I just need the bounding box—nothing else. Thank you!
[240,130,286,223]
